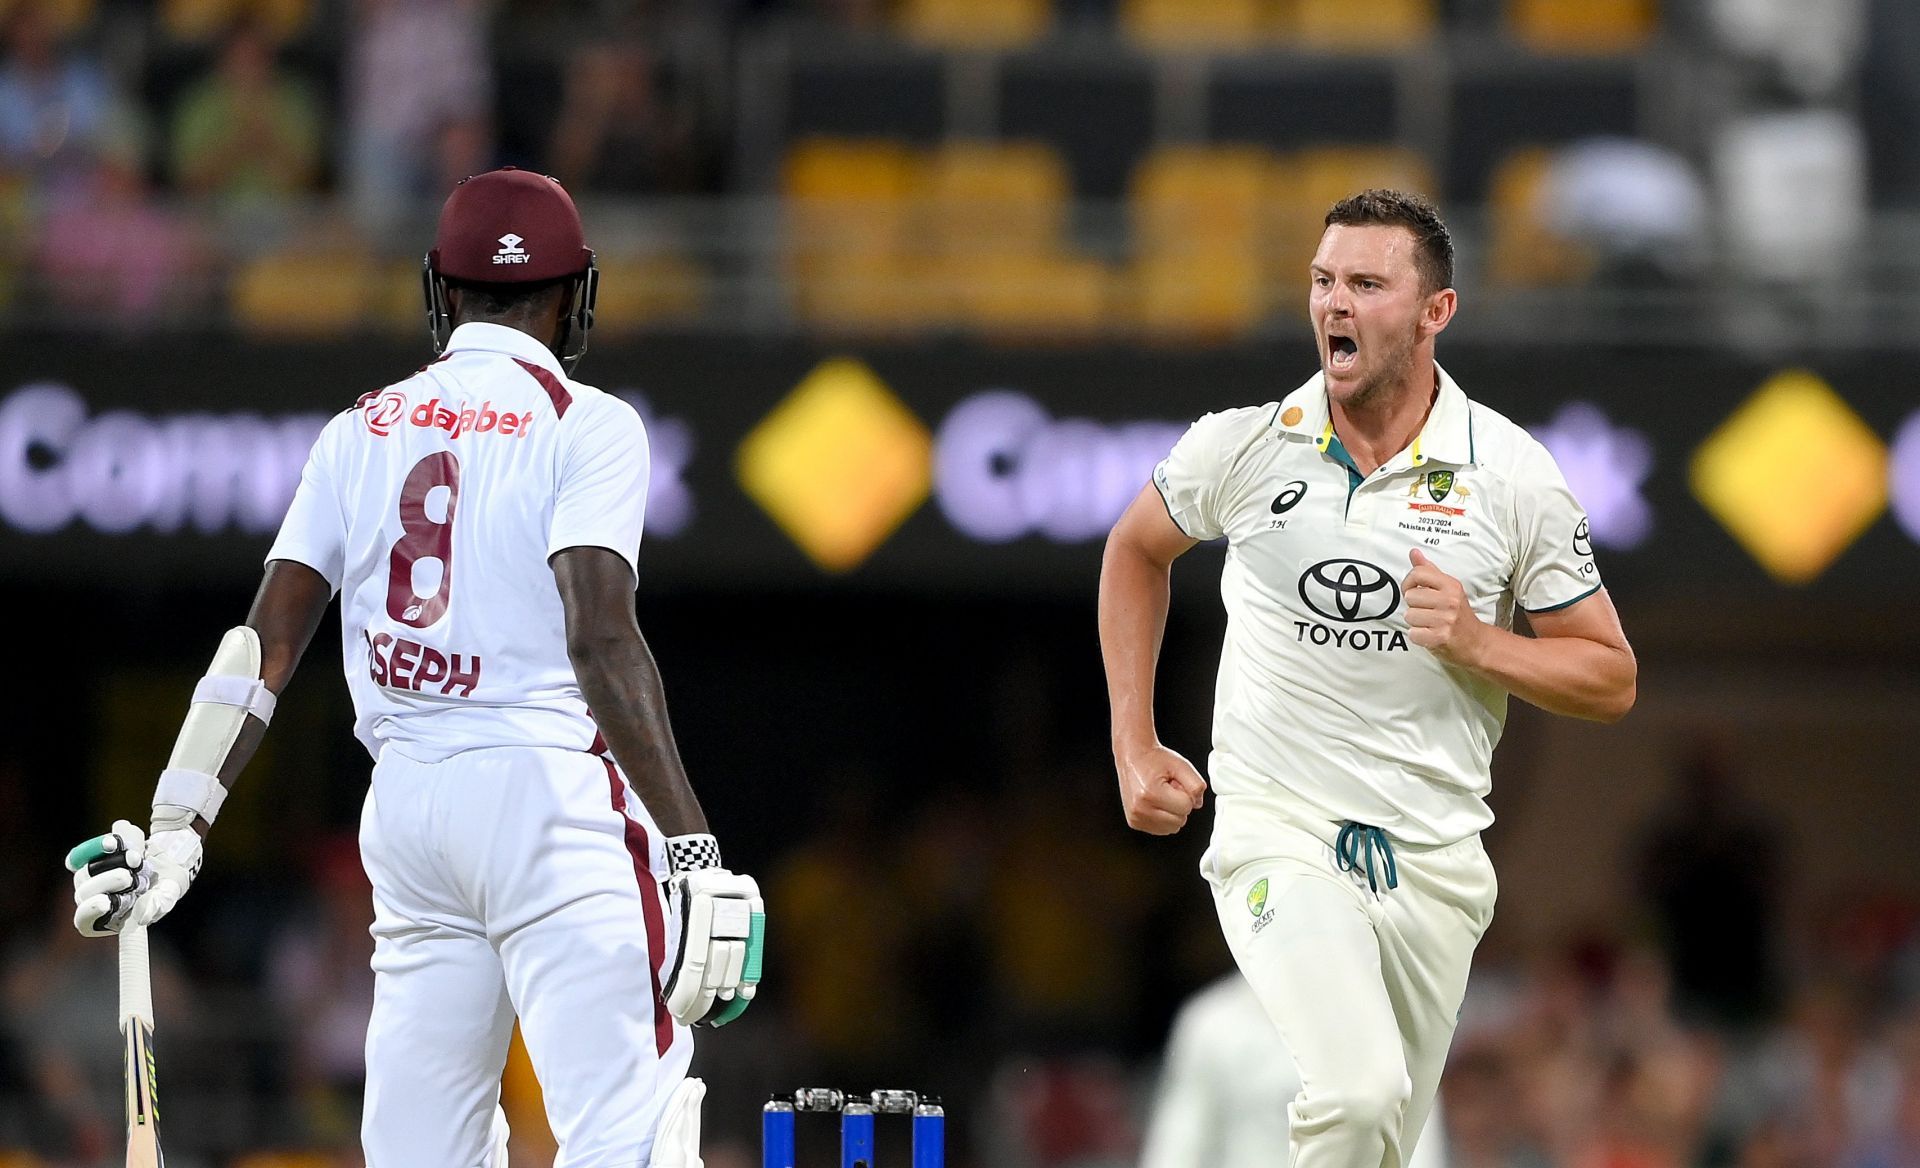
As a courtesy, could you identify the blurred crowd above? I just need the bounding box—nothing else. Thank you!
[6,737,1920,1168]
[0,0,1915,336]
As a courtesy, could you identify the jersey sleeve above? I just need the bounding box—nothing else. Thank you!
[1511,440,1602,613]
[1152,409,1250,542]
[264,412,350,591]
[548,394,651,581]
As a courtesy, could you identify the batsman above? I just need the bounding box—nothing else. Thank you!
[64,168,762,1168]
[1099,190,1636,1168]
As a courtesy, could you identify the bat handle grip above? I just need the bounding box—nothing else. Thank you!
[120,924,154,1032]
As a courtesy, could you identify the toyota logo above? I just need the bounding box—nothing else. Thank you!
[1298,558,1401,623]
[1573,517,1593,557]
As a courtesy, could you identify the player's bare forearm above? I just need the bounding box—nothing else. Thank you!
[1099,485,1195,754]
[552,547,709,837]
[1404,554,1635,723]
[1459,621,1637,722]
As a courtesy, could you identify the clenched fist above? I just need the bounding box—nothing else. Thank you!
[1114,743,1208,835]
[1403,548,1488,667]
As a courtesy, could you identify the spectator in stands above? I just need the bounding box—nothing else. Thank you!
[1634,744,1784,1028]
[265,836,376,1147]
[34,120,208,325]
[0,0,141,203]
[169,17,323,219]
[2,888,193,1162]
[546,28,696,195]
[342,0,491,241]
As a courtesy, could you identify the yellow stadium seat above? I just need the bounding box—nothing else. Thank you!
[1130,250,1266,342]
[918,141,1072,261]
[946,253,1111,341]
[1267,145,1437,280]
[1282,0,1435,51]
[1485,148,1593,287]
[897,0,1050,49]
[1122,0,1274,50]
[1131,145,1274,257]
[782,138,921,261]
[1508,0,1655,54]
[232,251,380,336]
[590,255,708,332]
[793,253,955,335]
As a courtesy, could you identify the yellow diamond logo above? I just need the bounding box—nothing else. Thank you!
[1690,370,1888,584]
[736,358,932,572]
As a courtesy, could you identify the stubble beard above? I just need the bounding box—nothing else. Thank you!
[1328,328,1419,414]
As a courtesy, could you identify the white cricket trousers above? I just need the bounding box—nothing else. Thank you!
[358,744,692,1167]
[1202,795,1496,1168]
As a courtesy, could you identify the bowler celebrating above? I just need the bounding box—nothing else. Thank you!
[65,168,761,1167]
[1099,190,1634,1168]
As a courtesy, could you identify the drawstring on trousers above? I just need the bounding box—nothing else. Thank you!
[1335,822,1399,893]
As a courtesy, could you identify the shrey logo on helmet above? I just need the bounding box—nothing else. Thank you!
[423,167,600,373]
[493,234,529,265]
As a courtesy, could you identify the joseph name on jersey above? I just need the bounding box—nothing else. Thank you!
[1155,365,1597,845]
[268,322,651,762]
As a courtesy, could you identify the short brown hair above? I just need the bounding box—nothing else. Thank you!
[1324,189,1453,294]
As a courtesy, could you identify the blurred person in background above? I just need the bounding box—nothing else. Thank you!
[769,775,917,1083]
[1140,971,1451,1168]
[1634,742,1784,1029]
[169,16,322,226]
[0,0,140,203]
[1438,1045,1549,1168]
[343,0,491,241]
[2,887,194,1163]
[33,119,208,325]
[1727,976,1900,1165]
[546,22,697,196]
[1100,189,1636,1168]
[265,835,376,1148]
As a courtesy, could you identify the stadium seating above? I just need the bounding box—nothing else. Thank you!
[781,138,925,329]
[1127,146,1273,339]
[590,255,709,332]
[1268,145,1437,282]
[1120,0,1271,50]
[1285,0,1436,51]
[232,251,382,336]
[897,0,1051,49]
[1508,0,1656,54]
[1483,147,1594,286]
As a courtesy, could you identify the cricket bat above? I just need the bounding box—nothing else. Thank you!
[120,924,163,1167]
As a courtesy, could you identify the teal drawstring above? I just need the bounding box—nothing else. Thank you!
[1335,822,1399,893]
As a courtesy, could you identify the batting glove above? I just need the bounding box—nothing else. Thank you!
[66,819,202,937]
[661,834,765,1028]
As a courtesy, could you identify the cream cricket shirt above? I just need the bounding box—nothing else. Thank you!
[1155,365,1598,846]
[268,323,651,763]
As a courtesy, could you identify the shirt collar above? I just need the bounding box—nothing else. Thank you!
[443,322,567,380]
[1270,361,1475,470]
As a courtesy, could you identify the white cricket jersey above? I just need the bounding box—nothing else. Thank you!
[1155,364,1599,846]
[267,322,650,762]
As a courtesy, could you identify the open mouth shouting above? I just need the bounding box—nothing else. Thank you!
[1326,331,1359,375]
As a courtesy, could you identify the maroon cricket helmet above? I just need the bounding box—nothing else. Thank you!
[428,167,592,284]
